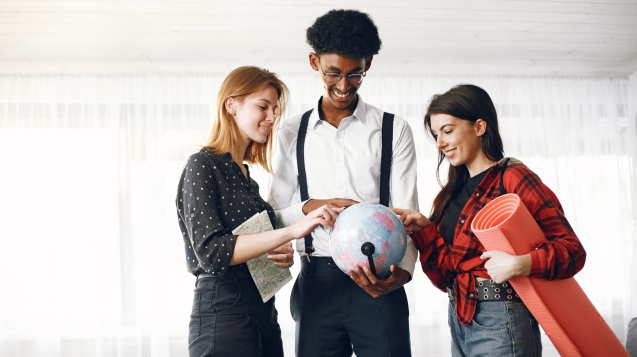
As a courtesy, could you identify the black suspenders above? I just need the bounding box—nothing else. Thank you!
[379,112,394,206]
[296,109,395,259]
[297,109,315,257]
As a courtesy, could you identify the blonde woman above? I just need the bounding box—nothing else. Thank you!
[176,66,341,357]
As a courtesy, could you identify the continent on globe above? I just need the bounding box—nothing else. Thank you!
[329,202,407,279]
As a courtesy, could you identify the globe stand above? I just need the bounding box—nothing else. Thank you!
[360,242,377,277]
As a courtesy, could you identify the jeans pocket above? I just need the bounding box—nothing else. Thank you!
[471,302,510,330]
[188,291,202,344]
[212,279,241,314]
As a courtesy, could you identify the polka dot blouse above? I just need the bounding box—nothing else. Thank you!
[176,148,276,277]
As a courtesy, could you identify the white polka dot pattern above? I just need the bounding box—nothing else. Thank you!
[176,149,276,277]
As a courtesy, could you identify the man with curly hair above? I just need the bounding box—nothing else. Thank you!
[268,9,418,357]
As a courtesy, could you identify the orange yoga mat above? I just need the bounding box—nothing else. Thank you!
[471,194,628,357]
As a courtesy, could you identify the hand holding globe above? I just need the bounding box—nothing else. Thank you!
[329,202,408,280]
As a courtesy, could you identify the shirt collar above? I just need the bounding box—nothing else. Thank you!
[310,95,368,129]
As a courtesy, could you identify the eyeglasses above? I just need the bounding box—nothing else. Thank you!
[318,60,366,85]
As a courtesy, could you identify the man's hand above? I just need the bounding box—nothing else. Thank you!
[268,242,295,268]
[302,198,359,215]
[348,265,410,298]
[481,251,532,284]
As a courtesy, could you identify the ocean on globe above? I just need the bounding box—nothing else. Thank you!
[329,202,407,279]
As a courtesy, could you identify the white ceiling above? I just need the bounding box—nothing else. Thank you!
[1,0,636,77]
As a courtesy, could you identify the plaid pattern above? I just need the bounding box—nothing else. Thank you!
[411,160,586,326]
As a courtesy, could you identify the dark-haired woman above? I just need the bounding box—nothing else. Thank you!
[393,84,586,357]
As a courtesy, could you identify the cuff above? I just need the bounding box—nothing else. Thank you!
[529,249,547,277]
[281,199,309,227]
[411,223,438,249]
[199,234,239,278]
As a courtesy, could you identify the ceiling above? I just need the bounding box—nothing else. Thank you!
[1,0,636,77]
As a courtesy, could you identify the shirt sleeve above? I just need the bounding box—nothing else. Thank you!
[268,129,308,228]
[505,165,586,280]
[390,119,420,277]
[176,154,238,277]
[410,223,455,291]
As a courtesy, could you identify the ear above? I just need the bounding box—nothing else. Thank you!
[475,119,487,137]
[364,56,373,72]
[225,97,236,116]
[309,53,319,71]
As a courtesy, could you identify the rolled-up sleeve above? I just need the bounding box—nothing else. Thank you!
[506,166,586,280]
[391,119,419,278]
[177,154,238,277]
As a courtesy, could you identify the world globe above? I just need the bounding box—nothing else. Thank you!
[329,202,407,279]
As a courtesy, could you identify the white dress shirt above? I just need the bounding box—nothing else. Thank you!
[267,95,419,276]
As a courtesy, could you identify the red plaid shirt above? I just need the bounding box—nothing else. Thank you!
[411,158,586,326]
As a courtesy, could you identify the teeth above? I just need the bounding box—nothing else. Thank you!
[333,90,350,98]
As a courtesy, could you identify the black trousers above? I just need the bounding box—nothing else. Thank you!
[291,257,412,357]
[188,266,284,357]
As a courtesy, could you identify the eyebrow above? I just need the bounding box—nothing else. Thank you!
[257,98,278,109]
[432,123,455,133]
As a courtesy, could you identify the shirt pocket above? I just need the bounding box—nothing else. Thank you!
[353,156,382,201]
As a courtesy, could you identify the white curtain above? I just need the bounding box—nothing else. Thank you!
[0,74,634,357]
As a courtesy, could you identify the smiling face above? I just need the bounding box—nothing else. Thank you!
[226,85,279,145]
[430,113,487,168]
[310,53,371,112]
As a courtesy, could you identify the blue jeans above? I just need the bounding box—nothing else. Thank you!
[448,300,542,357]
[188,267,284,357]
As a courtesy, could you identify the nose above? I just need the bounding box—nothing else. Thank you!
[336,76,351,92]
[436,135,446,151]
[266,109,276,122]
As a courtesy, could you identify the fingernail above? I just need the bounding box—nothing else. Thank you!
[363,267,369,272]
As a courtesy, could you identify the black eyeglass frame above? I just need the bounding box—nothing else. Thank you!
[318,60,367,85]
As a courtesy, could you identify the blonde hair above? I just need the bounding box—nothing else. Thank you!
[203,66,289,173]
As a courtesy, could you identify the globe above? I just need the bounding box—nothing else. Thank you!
[329,202,407,279]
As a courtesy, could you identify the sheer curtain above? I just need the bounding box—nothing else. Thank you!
[0,73,634,357]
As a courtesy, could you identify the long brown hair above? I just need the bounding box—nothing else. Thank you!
[203,66,289,173]
[425,84,504,223]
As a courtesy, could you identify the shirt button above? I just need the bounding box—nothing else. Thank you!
[476,193,480,197]
[460,220,465,224]
[250,189,254,192]
[470,293,474,297]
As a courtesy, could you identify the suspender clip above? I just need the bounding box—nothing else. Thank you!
[304,246,315,262]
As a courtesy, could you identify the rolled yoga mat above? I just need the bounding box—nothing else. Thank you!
[471,193,628,357]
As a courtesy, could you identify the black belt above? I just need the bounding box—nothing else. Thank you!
[448,280,521,302]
